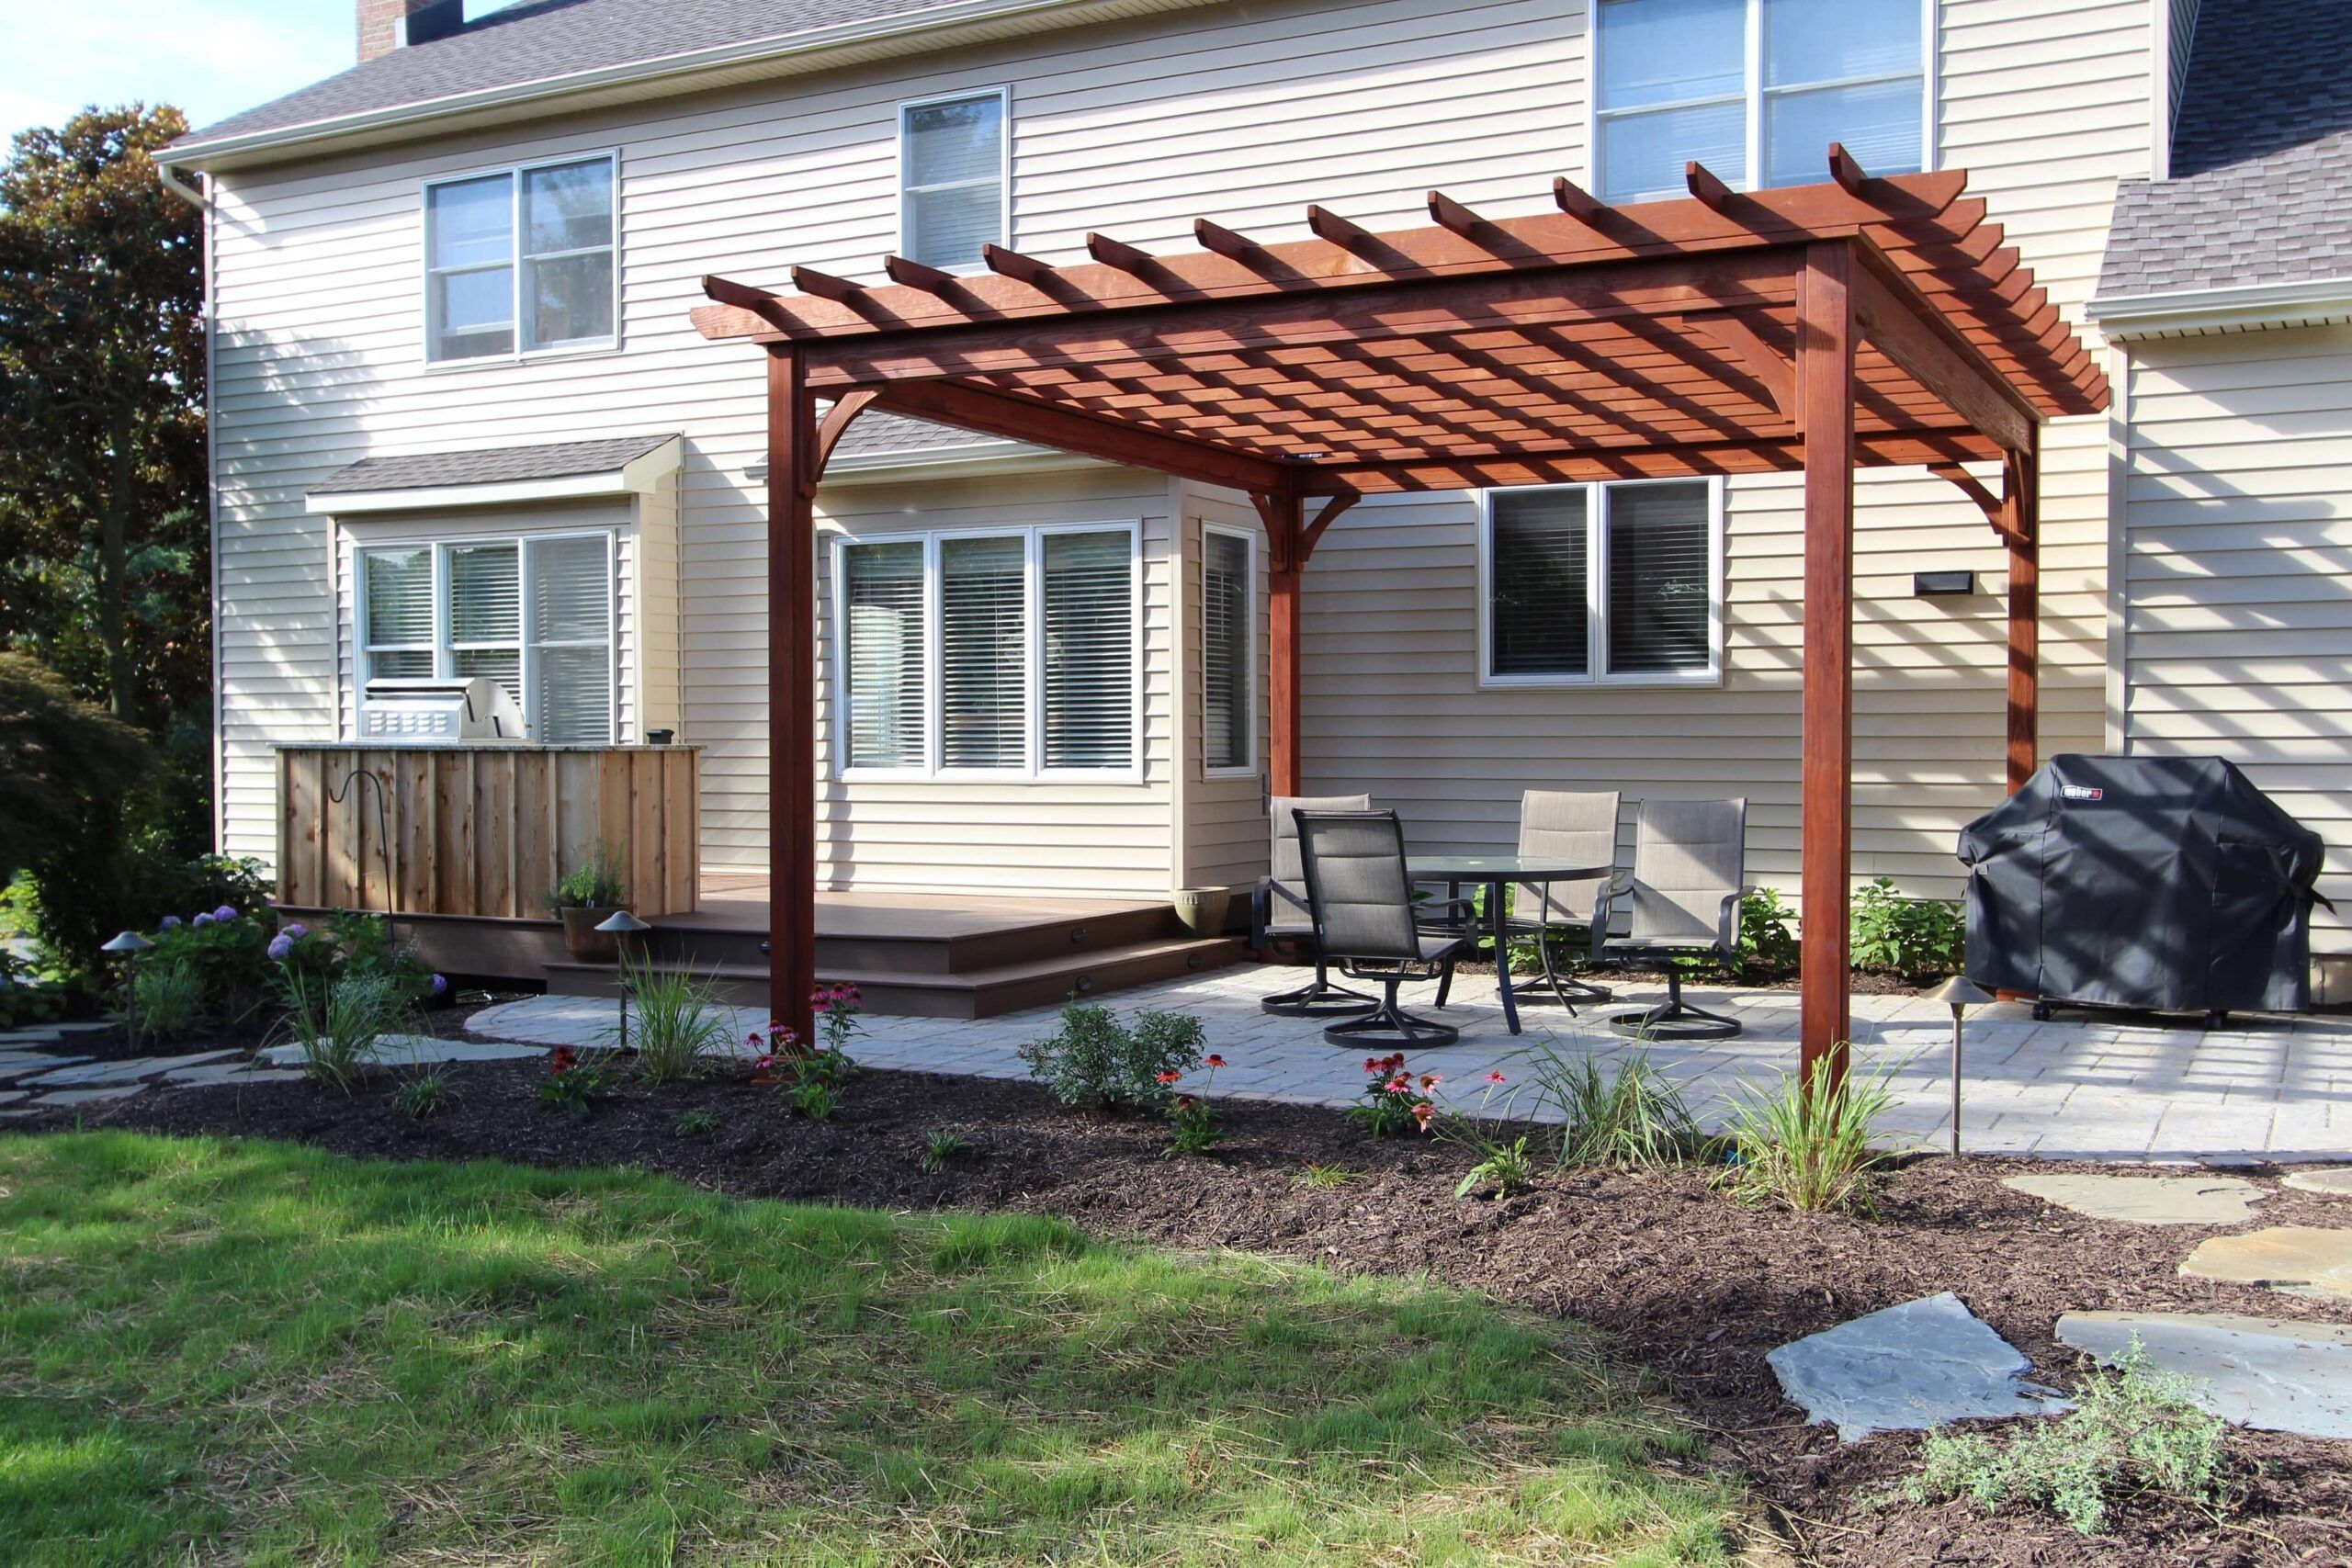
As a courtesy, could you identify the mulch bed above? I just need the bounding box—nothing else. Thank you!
[11,1060,2348,1567]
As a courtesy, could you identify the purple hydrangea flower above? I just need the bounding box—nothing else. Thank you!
[192,912,215,928]
[284,923,309,940]
[266,933,295,962]
[211,905,239,922]
[429,974,449,998]
[158,915,182,931]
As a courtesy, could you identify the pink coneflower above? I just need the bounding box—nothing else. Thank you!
[1156,1070,1181,1085]
[1485,1070,1507,1085]
[1410,1102,1435,1131]
[1204,1055,1227,1070]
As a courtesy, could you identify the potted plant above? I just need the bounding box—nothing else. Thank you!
[548,841,630,959]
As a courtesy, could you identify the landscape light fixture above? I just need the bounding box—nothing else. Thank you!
[1926,974,1995,1158]
[595,910,652,1050]
[101,931,154,1045]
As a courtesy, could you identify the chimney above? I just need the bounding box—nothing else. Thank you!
[358,0,455,62]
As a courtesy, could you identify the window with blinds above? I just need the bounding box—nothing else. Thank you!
[1202,528,1253,773]
[900,92,1006,270]
[831,525,1138,778]
[354,532,616,740]
[1482,480,1718,684]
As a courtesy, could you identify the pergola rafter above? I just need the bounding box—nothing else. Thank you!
[695,149,2107,1082]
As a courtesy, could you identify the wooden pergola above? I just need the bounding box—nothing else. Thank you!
[693,147,2107,1071]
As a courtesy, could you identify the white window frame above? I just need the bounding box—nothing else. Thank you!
[1476,477,1725,689]
[1585,0,1937,204]
[421,150,621,367]
[831,520,1142,784]
[895,86,1012,275]
[354,529,620,742]
[1200,523,1258,778]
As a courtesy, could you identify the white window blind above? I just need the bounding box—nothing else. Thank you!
[842,540,926,769]
[424,155,615,363]
[940,534,1026,769]
[1595,0,1924,204]
[900,93,1005,270]
[1202,529,1252,772]
[528,535,613,744]
[448,541,523,711]
[1041,530,1134,772]
[361,547,434,681]
[1483,480,1717,683]
[1489,490,1590,679]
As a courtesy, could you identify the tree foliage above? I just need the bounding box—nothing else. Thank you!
[0,652,154,887]
[0,104,207,738]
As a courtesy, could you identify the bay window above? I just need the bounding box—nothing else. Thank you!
[356,533,616,742]
[1594,0,1927,204]
[424,152,617,362]
[833,524,1139,779]
[1481,479,1721,685]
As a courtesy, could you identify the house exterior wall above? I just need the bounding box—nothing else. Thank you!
[206,0,2150,911]
[2118,323,2352,942]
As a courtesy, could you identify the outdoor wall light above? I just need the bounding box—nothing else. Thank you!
[596,910,652,1050]
[1926,974,1996,1157]
[1914,570,1978,597]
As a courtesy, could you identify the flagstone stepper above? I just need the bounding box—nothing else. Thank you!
[2178,1227,2352,1300]
[2057,1311,2352,1439]
[1766,1292,2071,1441]
[2001,1171,2267,1226]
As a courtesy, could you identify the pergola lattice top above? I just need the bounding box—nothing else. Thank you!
[692,152,2107,501]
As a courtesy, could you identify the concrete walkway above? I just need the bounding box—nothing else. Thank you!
[473,967,2352,1163]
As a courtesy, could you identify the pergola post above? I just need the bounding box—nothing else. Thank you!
[767,346,819,1051]
[1258,491,1305,796]
[1797,241,1857,1091]
[2003,434,2041,794]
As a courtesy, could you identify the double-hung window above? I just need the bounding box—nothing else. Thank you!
[1201,527,1255,774]
[356,534,617,741]
[899,90,1008,271]
[424,153,617,362]
[1593,0,1927,204]
[1480,479,1721,685]
[833,524,1138,779]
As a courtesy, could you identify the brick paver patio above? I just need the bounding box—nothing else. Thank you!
[474,966,2352,1163]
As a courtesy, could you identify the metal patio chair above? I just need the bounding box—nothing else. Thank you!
[1502,788,1620,1011]
[1294,808,1476,1047]
[1590,797,1751,1041]
[1252,792,1377,1016]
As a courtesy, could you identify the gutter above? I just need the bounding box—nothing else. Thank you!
[168,0,1215,170]
[157,161,206,207]
[2086,274,2352,339]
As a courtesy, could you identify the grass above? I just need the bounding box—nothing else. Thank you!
[0,1133,1738,1567]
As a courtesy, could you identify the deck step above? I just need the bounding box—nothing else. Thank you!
[544,935,1248,1021]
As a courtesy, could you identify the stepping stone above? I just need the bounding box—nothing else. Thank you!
[0,1090,26,1106]
[2284,1168,2352,1199]
[1767,1292,2071,1441]
[2003,1171,2267,1226]
[2057,1311,2352,1439]
[257,1034,545,1069]
[23,1050,240,1089]
[36,1086,144,1106]
[2180,1227,2352,1300]
[0,1054,90,1078]
[0,1030,62,1047]
[160,1062,306,1088]
[50,1021,118,1035]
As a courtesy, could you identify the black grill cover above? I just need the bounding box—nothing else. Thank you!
[1957,754,2324,1014]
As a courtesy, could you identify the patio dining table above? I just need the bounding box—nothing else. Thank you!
[1408,854,1615,1036]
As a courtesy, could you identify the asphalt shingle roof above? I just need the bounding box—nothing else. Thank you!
[2098,0,2352,301]
[179,0,967,147]
[310,433,678,495]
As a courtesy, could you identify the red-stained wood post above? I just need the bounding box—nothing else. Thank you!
[2003,434,2041,795]
[768,347,819,1052]
[1796,242,1857,1093]
[1258,491,1305,797]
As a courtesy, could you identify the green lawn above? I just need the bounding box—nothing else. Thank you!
[0,1133,1738,1566]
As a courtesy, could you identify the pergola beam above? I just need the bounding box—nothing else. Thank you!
[867,377,1294,493]
[1849,243,2038,456]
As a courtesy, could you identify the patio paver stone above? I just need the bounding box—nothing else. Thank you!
[2179,1228,2352,1300]
[2283,1168,2352,1198]
[2056,1311,2352,1438]
[1766,1292,2071,1441]
[2000,1172,2268,1225]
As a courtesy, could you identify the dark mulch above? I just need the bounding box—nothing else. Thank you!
[12,1061,2348,1567]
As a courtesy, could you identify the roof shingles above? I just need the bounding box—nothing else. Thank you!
[310,433,678,495]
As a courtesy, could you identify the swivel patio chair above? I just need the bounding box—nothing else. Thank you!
[1252,793,1379,1016]
[1590,797,1751,1042]
[1294,808,1476,1047]
[1501,788,1620,1012]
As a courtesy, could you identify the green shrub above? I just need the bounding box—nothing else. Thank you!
[140,908,275,1027]
[618,955,728,1083]
[1736,886,1801,982]
[536,1045,617,1118]
[0,946,81,1029]
[131,959,205,1041]
[1523,1043,1715,1170]
[1850,876,1965,982]
[548,840,628,912]
[1453,1134,1540,1199]
[1718,1059,1893,1215]
[1018,1002,1205,1112]
[675,1108,718,1139]
[390,1067,452,1122]
[1904,1347,2231,1534]
[0,654,154,892]
[918,1129,970,1172]
[277,970,409,1095]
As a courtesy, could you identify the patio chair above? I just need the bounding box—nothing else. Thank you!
[1502,789,1621,1011]
[1589,797,1750,1042]
[1294,809,1476,1047]
[1251,792,1376,1016]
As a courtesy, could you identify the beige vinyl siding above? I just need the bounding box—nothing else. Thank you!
[2120,325,2352,942]
[1176,485,1272,896]
[808,467,1175,897]
[637,474,684,739]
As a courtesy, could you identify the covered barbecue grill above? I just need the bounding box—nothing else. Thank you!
[1958,754,2325,1021]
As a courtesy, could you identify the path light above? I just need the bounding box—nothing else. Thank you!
[595,910,652,1051]
[101,931,154,1046]
[1926,975,1995,1159]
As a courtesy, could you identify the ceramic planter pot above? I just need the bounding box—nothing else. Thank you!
[559,905,630,961]
[1170,886,1232,939]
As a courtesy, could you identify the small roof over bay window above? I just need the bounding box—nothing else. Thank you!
[305,433,682,513]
